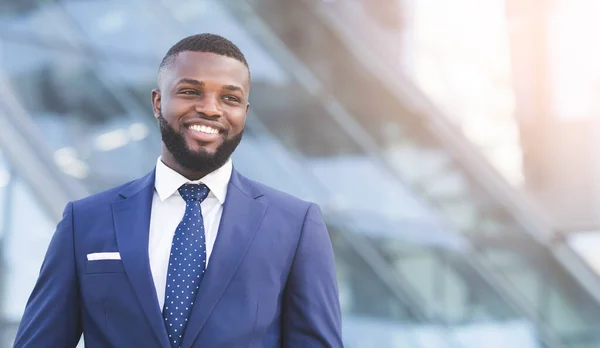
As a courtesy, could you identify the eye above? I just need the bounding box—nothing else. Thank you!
[180,90,199,95]
[223,95,241,103]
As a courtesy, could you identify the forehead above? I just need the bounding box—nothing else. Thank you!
[163,51,250,92]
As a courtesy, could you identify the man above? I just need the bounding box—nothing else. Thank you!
[14,33,343,348]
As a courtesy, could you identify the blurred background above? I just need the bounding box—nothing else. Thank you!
[1,0,600,347]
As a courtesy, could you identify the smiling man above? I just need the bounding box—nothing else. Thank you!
[14,34,343,348]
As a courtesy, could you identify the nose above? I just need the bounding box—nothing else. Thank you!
[195,95,222,117]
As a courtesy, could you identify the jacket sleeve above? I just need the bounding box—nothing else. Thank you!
[13,202,82,347]
[282,203,343,347]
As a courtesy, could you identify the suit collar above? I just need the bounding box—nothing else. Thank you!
[118,170,155,199]
[113,169,170,347]
[228,166,264,199]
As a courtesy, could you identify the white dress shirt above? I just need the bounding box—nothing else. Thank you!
[149,157,232,310]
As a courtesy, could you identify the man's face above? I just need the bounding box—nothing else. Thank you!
[152,51,249,173]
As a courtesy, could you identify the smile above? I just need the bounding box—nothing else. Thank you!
[188,124,219,135]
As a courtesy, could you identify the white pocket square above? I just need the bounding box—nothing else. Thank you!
[87,252,121,261]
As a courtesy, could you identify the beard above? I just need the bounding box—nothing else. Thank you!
[158,111,243,173]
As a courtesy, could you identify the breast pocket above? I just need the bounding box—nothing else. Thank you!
[83,260,128,306]
[85,260,125,274]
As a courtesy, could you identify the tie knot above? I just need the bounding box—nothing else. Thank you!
[178,183,209,202]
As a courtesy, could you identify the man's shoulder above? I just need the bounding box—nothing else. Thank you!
[236,173,315,213]
[72,173,152,209]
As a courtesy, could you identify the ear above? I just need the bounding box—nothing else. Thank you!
[151,89,161,120]
[245,102,250,114]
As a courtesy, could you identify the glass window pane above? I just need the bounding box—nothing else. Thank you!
[567,232,600,275]
[0,2,84,44]
[0,40,159,192]
[60,0,180,60]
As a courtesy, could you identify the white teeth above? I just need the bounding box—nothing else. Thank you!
[189,125,218,134]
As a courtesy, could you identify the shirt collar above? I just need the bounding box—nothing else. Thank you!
[154,157,232,204]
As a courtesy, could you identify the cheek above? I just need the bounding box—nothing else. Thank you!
[227,112,247,130]
[162,98,192,115]
[161,102,190,127]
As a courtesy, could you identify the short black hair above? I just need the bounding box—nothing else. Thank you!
[158,33,249,84]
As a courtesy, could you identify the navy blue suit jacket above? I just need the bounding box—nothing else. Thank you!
[14,169,342,347]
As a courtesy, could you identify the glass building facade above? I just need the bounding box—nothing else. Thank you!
[1,1,600,347]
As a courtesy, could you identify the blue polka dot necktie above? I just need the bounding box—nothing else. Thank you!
[163,183,210,347]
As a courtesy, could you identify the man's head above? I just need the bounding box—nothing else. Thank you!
[152,33,250,179]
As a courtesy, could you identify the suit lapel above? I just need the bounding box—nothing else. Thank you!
[112,171,171,348]
[181,170,267,348]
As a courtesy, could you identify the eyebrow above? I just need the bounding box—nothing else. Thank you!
[174,79,244,94]
[223,85,243,93]
[175,78,204,87]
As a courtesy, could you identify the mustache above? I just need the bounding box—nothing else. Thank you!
[182,113,214,123]
[160,113,225,132]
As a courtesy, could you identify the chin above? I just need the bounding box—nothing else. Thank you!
[187,139,223,151]
[188,145,219,156]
